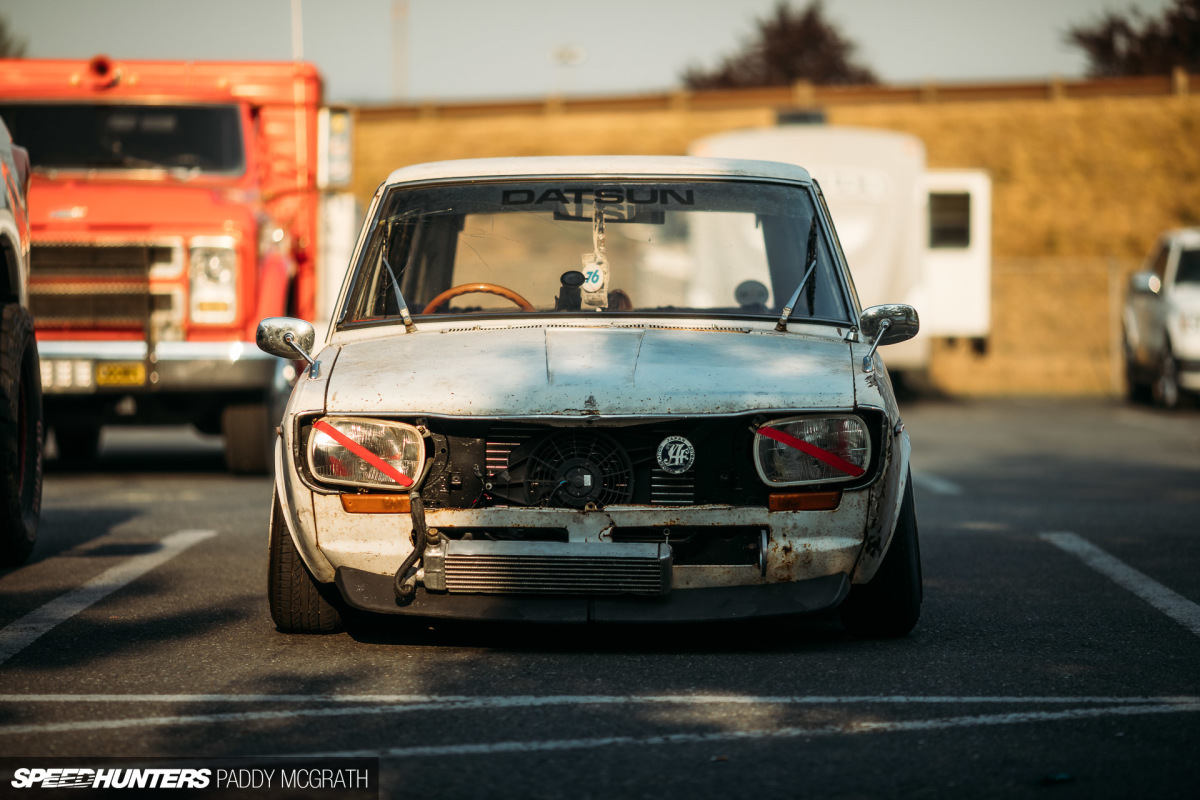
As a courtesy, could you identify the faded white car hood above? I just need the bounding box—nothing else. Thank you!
[326,325,854,417]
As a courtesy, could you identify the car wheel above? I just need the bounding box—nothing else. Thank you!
[1152,345,1181,409]
[0,305,44,566]
[268,492,344,633]
[839,472,922,638]
[222,402,271,475]
[1124,341,1152,404]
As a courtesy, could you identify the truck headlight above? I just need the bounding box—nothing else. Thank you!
[189,236,238,324]
[307,417,425,490]
[753,415,870,486]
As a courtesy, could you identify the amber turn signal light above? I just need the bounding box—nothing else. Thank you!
[768,490,841,511]
[340,494,411,514]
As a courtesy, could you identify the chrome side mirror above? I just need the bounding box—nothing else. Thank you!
[1128,271,1161,295]
[257,317,320,377]
[859,304,919,346]
[858,304,919,373]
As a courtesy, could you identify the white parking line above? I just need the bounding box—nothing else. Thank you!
[0,693,1195,705]
[1,694,1197,736]
[910,471,962,496]
[1041,531,1200,638]
[0,530,217,667]
[294,702,1200,760]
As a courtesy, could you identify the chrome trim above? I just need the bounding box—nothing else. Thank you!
[37,339,275,393]
[37,339,272,361]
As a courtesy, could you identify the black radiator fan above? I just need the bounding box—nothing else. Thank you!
[489,430,634,508]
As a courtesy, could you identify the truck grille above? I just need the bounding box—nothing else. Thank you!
[441,541,671,595]
[29,242,180,329]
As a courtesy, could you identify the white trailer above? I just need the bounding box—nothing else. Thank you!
[690,126,991,372]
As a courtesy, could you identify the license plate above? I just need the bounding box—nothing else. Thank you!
[95,362,146,387]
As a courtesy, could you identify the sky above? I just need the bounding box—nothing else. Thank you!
[0,0,1178,105]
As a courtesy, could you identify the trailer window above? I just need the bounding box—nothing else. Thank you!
[929,192,971,249]
[0,103,245,175]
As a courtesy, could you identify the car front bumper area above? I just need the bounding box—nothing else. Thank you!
[37,339,277,394]
[335,566,850,623]
[298,494,873,623]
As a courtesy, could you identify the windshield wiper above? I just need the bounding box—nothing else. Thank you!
[774,214,820,333]
[381,254,417,333]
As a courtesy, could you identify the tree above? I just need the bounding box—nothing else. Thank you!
[1066,0,1199,77]
[0,15,27,59]
[682,1,876,90]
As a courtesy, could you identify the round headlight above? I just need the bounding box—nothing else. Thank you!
[191,249,235,284]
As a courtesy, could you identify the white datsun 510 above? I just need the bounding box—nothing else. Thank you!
[258,156,922,637]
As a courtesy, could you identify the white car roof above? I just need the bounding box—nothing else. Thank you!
[1165,228,1200,248]
[382,155,813,187]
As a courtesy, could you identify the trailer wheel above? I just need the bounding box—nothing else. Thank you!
[0,305,44,566]
[222,403,270,474]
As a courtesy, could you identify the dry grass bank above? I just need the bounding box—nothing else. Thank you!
[350,91,1200,395]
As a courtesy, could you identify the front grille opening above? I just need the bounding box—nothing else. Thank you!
[612,526,764,566]
[441,527,569,544]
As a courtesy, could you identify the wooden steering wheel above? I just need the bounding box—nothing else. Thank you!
[422,283,535,314]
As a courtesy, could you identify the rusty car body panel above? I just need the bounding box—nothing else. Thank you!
[263,156,922,634]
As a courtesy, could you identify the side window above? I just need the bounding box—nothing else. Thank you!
[1149,242,1170,280]
[928,192,971,249]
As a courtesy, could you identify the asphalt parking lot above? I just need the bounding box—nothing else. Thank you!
[0,398,1197,798]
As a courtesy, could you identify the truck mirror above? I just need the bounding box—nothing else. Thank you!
[859,304,919,346]
[257,317,316,360]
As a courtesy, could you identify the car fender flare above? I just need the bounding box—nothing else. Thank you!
[273,436,336,583]
[850,428,910,584]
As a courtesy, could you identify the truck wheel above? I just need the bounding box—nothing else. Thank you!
[54,424,101,466]
[840,473,922,638]
[222,403,270,474]
[0,305,44,566]
[268,493,344,633]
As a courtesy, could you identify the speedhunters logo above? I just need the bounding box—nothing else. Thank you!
[3,759,378,796]
[11,768,210,789]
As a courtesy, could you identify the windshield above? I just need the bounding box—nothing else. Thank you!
[341,179,852,326]
[0,103,245,175]
[1177,249,1200,285]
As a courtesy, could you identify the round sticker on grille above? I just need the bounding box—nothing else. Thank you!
[656,436,696,474]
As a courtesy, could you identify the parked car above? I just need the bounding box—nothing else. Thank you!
[258,156,922,637]
[1124,228,1200,408]
[0,115,42,566]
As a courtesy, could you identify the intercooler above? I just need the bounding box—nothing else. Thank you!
[423,540,672,596]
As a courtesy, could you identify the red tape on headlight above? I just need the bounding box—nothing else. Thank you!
[757,425,866,478]
[312,419,415,488]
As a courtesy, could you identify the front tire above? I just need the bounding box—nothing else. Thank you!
[1152,344,1184,409]
[268,493,344,633]
[1124,340,1152,404]
[840,472,922,638]
[0,305,44,567]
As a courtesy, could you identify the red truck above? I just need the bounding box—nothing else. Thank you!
[0,55,323,472]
